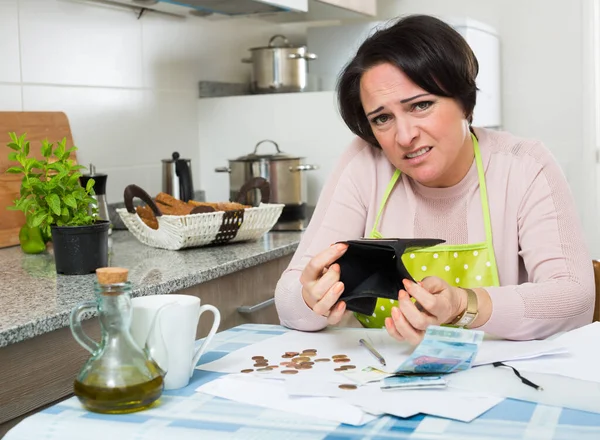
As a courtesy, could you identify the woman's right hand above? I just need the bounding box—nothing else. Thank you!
[300,243,349,325]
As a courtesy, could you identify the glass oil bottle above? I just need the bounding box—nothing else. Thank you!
[70,267,164,413]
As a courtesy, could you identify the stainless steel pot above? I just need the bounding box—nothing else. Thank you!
[242,35,317,94]
[215,140,318,231]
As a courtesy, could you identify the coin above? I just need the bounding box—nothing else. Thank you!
[293,356,311,362]
[251,356,265,360]
[240,369,254,373]
[300,361,314,366]
[281,369,299,375]
[333,358,351,363]
[302,348,317,352]
[314,358,331,362]
[334,367,345,372]
[257,367,271,372]
[254,363,268,367]
[268,365,279,369]
[284,351,299,357]
[332,354,347,359]
[342,365,356,370]
[297,364,312,370]
[280,362,293,367]
[338,384,357,390]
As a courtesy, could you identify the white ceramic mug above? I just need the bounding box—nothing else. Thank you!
[130,295,220,390]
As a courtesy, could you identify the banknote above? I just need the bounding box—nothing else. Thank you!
[394,326,484,374]
[381,374,447,391]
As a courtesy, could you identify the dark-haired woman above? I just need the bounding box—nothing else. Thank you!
[274,15,594,345]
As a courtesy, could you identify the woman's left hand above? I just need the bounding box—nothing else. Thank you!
[384,277,467,345]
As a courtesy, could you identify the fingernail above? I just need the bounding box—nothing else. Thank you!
[336,243,348,252]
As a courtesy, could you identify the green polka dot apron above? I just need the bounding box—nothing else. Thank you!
[356,133,500,328]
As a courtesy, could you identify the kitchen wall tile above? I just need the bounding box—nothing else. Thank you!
[102,164,162,205]
[19,0,143,88]
[0,84,23,110]
[22,85,200,201]
[0,0,21,83]
[22,84,148,168]
[141,13,296,90]
[144,90,200,180]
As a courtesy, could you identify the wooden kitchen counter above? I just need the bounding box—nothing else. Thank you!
[0,231,300,437]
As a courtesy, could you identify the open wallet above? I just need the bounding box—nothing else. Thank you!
[334,238,445,315]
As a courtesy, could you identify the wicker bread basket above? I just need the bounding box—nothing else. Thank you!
[117,181,283,250]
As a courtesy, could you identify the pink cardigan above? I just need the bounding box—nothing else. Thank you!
[275,127,595,340]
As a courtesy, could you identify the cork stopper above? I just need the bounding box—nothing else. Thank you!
[96,267,129,284]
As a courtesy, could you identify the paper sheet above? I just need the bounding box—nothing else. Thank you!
[196,327,568,377]
[448,363,600,414]
[505,322,600,383]
[283,377,503,422]
[195,374,378,426]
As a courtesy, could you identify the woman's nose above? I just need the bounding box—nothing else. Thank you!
[395,117,418,147]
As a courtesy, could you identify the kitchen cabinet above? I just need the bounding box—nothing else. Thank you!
[314,0,376,16]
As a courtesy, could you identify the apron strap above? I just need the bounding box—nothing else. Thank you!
[370,169,401,238]
[472,133,500,285]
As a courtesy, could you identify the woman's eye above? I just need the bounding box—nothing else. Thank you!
[371,114,390,125]
[412,101,433,112]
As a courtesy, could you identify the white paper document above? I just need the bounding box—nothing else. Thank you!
[195,374,378,426]
[448,363,600,414]
[505,322,600,383]
[284,377,503,422]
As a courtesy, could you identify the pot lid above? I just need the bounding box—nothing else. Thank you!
[248,34,306,51]
[234,140,301,161]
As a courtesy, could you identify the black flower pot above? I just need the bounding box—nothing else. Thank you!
[51,221,110,275]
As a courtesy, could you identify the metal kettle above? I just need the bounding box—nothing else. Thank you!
[162,152,194,202]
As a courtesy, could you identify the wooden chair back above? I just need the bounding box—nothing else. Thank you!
[593,260,600,322]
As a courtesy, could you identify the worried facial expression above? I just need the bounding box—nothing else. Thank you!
[359,63,473,188]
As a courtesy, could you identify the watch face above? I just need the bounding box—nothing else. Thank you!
[457,312,476,328]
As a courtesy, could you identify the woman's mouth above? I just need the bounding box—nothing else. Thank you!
[404,146,432,162]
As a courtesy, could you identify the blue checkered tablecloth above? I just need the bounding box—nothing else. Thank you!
[5,324,600,440]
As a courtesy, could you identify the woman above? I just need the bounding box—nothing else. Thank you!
[274,14,595,344]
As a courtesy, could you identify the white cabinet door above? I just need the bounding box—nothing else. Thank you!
[314,0,376,16]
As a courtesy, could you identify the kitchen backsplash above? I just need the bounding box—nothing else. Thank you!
[0,0,302,204]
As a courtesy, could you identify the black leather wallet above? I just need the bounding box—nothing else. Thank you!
[334,238,445,315]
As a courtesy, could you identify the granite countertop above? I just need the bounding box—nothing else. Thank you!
[0,230,301,348]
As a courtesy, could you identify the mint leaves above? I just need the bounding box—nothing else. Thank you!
[5,132,98,238]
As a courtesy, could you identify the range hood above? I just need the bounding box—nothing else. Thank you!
[115,0,308,17]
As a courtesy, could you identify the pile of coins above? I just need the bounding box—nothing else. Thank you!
[239,348,358,390]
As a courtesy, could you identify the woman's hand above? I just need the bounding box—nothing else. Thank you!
[385,277,468,345]
[300,243,348,325]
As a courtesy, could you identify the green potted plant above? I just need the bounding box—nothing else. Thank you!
[5,132,109,275]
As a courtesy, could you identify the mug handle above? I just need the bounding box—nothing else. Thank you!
[190,305,221,377]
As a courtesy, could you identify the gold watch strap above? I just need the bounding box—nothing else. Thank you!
[450,288,478,328]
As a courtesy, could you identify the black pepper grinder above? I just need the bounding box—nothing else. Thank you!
[80,164,111,235]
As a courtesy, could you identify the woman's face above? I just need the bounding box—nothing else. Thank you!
[359,63,472,188]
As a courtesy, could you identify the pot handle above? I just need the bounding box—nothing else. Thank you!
[254,139,281,155]
[124,184,162,217]
[290,164,319,172]
[288,53,318,60]
[236,177,271,205]
[268,34,290,47]
[215,166,231,173]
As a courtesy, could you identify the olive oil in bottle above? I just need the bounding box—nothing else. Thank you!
[70,268,165,414]
[74,371,163,414]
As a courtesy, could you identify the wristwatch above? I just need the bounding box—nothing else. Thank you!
[450,288,478,328]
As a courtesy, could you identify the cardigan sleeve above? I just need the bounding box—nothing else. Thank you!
[479,142,595,339]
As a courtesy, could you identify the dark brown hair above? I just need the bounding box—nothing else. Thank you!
[337,15,479,148]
